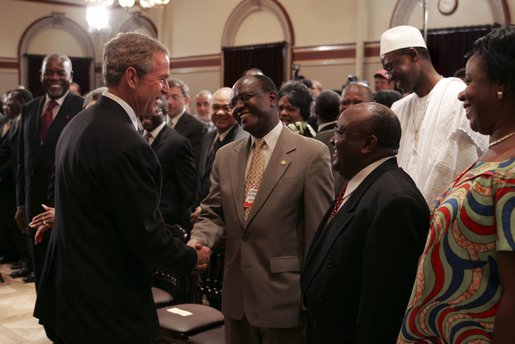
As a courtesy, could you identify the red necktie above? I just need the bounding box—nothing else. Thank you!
[326,187,347,224]
[40,100,58,142]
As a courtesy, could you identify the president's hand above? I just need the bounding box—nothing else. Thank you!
[188,239,211,273]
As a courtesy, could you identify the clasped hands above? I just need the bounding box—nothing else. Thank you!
[187,239,211,274]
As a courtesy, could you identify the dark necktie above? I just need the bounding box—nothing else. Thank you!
[326,187,347,225]
[40,99,58,142]
[207,137,223,167]
[144,131,153,144]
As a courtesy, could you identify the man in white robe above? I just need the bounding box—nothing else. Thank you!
[380,25,488,206]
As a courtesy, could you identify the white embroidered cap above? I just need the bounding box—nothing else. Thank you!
[380,25,427,56]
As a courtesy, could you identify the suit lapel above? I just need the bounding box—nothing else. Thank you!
[35,94,78,168]
[230,137,249,228]
[151,126,167,151]
[244,127,293,227]
[27,98,45,168]
[302,158,399,291]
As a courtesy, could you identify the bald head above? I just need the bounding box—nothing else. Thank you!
[212,87,236,133]
[339,82,373,114]
[332,102,400,179]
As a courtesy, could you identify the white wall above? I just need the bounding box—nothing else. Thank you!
[0,0,513,98]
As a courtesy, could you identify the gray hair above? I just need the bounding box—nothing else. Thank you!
[102,32,170,86]
[41,53,73,77]
[168,78,190,97]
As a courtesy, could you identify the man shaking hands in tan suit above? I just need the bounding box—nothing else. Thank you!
[189,74,334,344]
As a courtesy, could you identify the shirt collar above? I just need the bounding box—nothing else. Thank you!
[344,156,395,199]
[44,91,68,109]
[103,91,140,132]
[146,121,166,140]
[318,120,337,132]
[250,120,282,152]
[217,123,237,142]
[171,106,186,126]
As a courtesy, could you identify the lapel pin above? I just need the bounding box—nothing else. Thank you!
[280,160,287,166]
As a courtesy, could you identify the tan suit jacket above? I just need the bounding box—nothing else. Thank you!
[191,126,334,328]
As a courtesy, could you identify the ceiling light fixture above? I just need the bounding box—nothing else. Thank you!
[84,0,170,10]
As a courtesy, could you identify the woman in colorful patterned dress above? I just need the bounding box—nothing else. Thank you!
[398,27,515,343]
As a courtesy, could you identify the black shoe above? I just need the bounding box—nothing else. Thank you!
[22,272,35,283]
[10,259,27,270]
[10,267,30,278]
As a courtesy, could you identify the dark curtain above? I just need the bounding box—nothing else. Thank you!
[223,41,286,89]
[426,24,500,77]
[25,54,93,97]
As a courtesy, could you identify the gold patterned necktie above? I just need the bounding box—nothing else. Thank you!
[243,138,266,222]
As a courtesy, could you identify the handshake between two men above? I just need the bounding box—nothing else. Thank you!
[187,239,211,273]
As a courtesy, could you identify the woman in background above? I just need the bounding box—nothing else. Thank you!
[398,27,515,343]
[278,80,316,137]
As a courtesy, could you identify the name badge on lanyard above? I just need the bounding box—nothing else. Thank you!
[244,187,258,208]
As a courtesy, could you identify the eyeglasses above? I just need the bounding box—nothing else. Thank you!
[229,92,257,109]
[334,127,371,137]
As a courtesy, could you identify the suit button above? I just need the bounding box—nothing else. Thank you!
[327,262,335,269]
[316,292,323,301]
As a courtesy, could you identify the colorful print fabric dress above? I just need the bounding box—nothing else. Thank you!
[398,159,515,343]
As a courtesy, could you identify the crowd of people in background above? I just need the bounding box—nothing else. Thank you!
[0,25,513,344]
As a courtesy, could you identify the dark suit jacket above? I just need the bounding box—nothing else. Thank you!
[191,126,334,328]
[173,111,207,163]
[151,124,197,229]
[17,93,83,220]
[301,158,429,344]
[0,118,20,196]
[34,96,197,343]
[315,130,347,194]
[196,124,248,205]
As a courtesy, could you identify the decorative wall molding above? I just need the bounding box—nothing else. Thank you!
[221,0,294,80]
[119,12,157,38]
[18,12,95,89]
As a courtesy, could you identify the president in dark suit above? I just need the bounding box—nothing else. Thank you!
[166,79,207,163]
[190,74,334,344]
[15,54,83,286]
[34,32,211,343]
[192,87,248,221]
[140,95,197,230]
[301,103,429,344]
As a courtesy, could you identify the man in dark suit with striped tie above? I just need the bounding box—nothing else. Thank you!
[301,103,429,344]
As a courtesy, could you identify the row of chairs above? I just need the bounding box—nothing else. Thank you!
[153,225,226,343]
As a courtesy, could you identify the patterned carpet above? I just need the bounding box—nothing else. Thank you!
[0,264,50,344]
